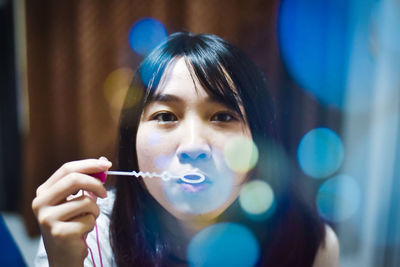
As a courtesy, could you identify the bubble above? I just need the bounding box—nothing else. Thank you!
[128,18,167,56]
[187,223,259,267]
[297,128,344,178]
[278,0,349,108]
[239,180,274,217]
[224,136,259,173]
[316,174,361,222]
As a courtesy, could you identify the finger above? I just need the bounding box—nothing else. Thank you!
[53,195,100,222]
[68,214,97,236]
[51,214,96,240]
[37,158,112,195]
[35,173,107,207]
[36,195,100,229]
[49,158,111,189]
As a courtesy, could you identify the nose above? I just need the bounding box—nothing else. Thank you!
[177,143,211,162]
[177,119,211,162]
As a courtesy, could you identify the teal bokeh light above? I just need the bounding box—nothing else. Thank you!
[316,174,361,222]
[187,223,259,267]
[297,128,344,178]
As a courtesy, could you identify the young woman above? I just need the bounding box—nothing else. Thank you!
[33,32,339,266]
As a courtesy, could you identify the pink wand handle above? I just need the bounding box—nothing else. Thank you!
[90,171,107,183]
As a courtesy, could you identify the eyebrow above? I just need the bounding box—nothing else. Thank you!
[146,93,228,106]
[148,93,183,104]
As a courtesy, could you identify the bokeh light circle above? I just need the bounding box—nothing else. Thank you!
[103,68,143,121]
[297,128,344,178]
[128,18,167,56]
[154,154,172,170]
[103,68,142,107]
[147,131,162,146]
[224,136,259,173]
[316,174,361,222]
[278,0,349,108]
[239,180,274,216]
[187,222,259,267]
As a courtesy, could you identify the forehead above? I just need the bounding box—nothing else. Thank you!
[155,57,205,97]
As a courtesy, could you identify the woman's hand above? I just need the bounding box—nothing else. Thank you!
[32,158,112,267]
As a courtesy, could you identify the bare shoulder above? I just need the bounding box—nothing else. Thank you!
[312,225,340,267]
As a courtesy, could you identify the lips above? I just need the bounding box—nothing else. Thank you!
[176,171,212,193]
[180,183,209,192]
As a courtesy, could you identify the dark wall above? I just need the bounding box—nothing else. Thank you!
[0,0,21,212]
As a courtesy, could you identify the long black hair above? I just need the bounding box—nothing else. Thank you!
[110,32,325,266]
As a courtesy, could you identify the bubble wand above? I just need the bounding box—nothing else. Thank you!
[92,170,205,184]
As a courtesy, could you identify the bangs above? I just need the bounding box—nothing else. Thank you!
[137,33,245,120]
[184,56,245,120]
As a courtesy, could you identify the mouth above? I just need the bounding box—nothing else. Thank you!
[176,171,212,193]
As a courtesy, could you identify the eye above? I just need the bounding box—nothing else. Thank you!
[211,112,237,122]
[152,112,178,123]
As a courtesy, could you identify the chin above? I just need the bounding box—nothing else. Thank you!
[166,196,237,224]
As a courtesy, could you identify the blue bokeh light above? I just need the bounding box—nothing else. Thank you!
[316,174,361,222]
[297,128,344,178]
[278,0,349,108]
[128,18,167,56]
[187,223,259,267]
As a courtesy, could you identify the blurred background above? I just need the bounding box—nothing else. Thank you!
[1,0,399,266]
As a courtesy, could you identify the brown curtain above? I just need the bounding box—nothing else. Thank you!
[22,0,335,236]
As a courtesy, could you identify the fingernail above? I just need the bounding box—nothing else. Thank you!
[98,156,112,167]
[99,156,109,162]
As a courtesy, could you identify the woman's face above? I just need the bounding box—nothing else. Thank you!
[136,57,253,222]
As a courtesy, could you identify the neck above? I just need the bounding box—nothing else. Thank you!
[162,212,218,260]
[178,216,217,239]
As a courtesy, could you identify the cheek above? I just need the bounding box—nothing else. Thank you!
[136,126,175,171]
[143,178,163,200]
[136,129,148,169]
[136,125,157,171]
